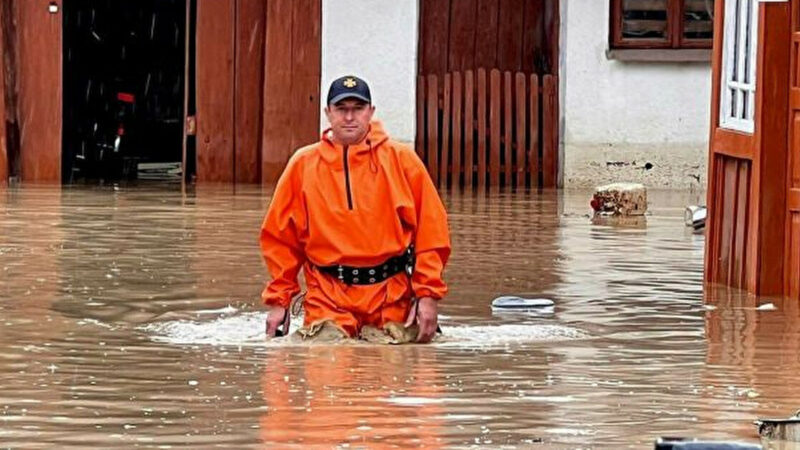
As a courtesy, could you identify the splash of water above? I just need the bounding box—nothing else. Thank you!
[138,310,590,347]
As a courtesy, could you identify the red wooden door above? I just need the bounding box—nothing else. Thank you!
[787,0,800,299]
[16,0,62,182]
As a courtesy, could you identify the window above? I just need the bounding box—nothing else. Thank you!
[610,0,715,49]
[719,0,758,133]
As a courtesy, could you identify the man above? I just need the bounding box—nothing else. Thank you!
[260,75,450,343]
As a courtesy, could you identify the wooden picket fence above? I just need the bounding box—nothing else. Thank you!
[416,68,558,189]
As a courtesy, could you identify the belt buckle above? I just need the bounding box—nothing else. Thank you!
[337,266,344,281]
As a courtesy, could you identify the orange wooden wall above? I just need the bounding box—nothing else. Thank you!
[418,0,558,77]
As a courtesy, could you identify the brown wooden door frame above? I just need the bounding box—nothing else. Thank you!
[0,2,7,186]
[181,0,191,186]
[705,0,790,295]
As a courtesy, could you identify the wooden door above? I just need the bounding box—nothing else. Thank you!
[706,0,790,295]
[16,0,62,182]
[787,0,800,299]
[195,0,320,184]
[416,0,559,189]
[195,0,235,182]
[705,0,754,291]
[260,0,321,184]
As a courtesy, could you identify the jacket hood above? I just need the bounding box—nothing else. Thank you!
[319,120,390,166]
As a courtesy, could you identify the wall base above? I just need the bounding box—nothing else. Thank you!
[564,142,707,190]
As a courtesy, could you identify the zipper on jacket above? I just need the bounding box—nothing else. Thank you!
[343,146,354,210]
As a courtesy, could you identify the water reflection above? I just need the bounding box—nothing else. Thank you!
[703,287,800,445]
[443,189,563,322]
[259,346,446,447]
[2,184,798,447]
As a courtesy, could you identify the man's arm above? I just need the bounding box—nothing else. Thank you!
[259,159,306,336]
[402,148,451,301]
[399,146,451,342]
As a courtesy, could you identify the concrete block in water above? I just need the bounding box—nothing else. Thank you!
[591,182,648,217]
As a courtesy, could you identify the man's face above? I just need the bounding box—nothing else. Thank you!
[325,99,375,145]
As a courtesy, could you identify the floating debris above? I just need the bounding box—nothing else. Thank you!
[685,205,707,231]
[137,162,181,180]
[491,296,555,312]
[591,182,648,217]
[756,410,800,442]
[654,436,761,449]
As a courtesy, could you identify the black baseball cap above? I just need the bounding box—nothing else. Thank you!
[327,75,371,105]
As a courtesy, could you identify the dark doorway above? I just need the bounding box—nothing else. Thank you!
[62,0,188,182]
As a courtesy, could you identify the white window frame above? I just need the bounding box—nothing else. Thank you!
[720,0,759,133]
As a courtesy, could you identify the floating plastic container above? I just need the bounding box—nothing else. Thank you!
[684,205,707,231]
[654,436,761,449]
[490,296,555,312]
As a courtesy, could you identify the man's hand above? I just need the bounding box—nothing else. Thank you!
[405,297,438,343]
[265,306,288,338]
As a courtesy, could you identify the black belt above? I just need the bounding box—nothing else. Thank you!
[317,246,414,285]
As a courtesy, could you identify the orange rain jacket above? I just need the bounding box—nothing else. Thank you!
[260,121,450,333]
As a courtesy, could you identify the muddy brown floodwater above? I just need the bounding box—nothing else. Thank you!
[0,184,795,448]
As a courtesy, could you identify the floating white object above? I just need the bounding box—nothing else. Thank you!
[491,296,555,310]
[685,205,707,230]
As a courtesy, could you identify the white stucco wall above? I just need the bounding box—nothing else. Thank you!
[562,0,712,188]
[321,0,418,143]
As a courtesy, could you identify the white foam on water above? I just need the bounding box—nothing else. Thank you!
[195,305,238,315]
[140,311,278,346]
[436,324,590,347]
[139,312,590,347]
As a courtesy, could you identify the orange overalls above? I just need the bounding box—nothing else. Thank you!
[259,121,450,337]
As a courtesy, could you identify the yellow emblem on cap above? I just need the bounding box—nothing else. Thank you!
[343,78,357,88]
